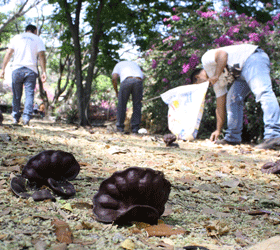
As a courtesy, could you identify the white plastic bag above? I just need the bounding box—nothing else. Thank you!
[160,81,209,141]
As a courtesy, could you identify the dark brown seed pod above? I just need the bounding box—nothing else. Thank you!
[0,110,3,125]
[32,189,56,202]
[93,167,171,225]
[22,150,80,186]
[163,133,177,146]
[10,176,56,201]
[261,160,280,174]
[10,176,32,199]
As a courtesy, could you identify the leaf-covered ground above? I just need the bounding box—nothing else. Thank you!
[1,113,280,250]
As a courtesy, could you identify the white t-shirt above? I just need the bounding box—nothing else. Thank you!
[112,61,143,83]
[9,32,46,74]
[202,44,258,97]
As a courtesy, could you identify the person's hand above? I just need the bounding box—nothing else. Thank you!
[41,72,47,83]
[210,130,221,142]
[208,75,219,86]
[0,70,5,79]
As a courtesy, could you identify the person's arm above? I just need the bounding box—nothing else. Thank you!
[112,73,119,97]
[0,48,14,79]
[208,50,228,86]
[210,94,227,141]
[38,51,47,83]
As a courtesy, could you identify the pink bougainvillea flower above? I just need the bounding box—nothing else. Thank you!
[172,15,180,21]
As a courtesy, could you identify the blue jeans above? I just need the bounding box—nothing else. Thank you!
[116,78,143,132]
[12,67,38,122]
[224,50,280,142]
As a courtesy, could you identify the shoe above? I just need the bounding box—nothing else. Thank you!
[22,119,30,126]
[255,137,280,150]
[215,139,240,145]
[12,118,20,125]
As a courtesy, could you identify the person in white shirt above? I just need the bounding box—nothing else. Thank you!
[112,61,144,134]
[0,24,47,126]
[191,44,280,149]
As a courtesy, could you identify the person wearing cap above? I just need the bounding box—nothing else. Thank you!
[112,60,144,134]
[191,44,280,149]
[0,24,46,126]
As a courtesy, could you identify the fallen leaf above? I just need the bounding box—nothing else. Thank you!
[161,238,174,246]
[61,203,73,212]
[72,202,93,209]
[247,236,280,250]
[221,179,240,188]
[197,184,222,193]
[120,238,135,250]
[2,157,26,166]
[51,219,73,244]
[145,224,187,237]
[34,240,47,250]
[33,214,55,220]
[0,166,21,172]
[162,203,173,216]
[0,234,8,240]
[108,147,130,155]
[205,220,230,237]
[81,221,95,230]
[50,243,67,250]
[0,208,11,216]
[22,216,33,224]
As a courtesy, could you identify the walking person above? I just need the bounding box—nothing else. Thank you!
[0,24,47,126]
[191,44,280,149]
[112,61,144,134]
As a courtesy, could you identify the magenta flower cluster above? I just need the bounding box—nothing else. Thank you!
[172,15,180,21]
[214,35,234,47]
[248,20,260,28]
[181,63,190,74]
[152,59,157,69]
[173,40,183,51]
[226,25,240,36]
[248,33,260,43]
[197,10,217,19]
[181,54,200,74]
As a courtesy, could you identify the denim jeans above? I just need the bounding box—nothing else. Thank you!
[224,50,280,142]
[12,67,38,122]
[116,78,143,132]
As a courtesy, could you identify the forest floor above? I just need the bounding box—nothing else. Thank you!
[1,113,280,250]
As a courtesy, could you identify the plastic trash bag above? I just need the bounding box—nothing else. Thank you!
[160,81,209,141]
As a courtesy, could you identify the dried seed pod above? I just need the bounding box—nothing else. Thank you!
[261,160,280,174]
[13,150,81,198]
[93,167,171,225]
[0,110,3,125]
[32,189,56,202]
[22,150,80,185]
[10,176,56,201]
[10,176,32,199]
[163,134,176,146]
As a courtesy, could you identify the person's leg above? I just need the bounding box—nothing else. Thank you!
[22,68,37,123]
[11,68,25,122]
[223,79,250,143]
[131,79,143,133]
[242,51,280,140]
[116,79,133,131]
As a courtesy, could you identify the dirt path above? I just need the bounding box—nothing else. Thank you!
[1,114,280,249]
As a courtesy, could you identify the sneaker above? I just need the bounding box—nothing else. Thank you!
[215,139,240,146]
[22,119,30,126]
[12,118,20,125]
[255,137,280,150]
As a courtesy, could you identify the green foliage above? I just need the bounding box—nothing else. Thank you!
[143,4,280,142]
[229,0,276,23]
[92,75,115,104]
